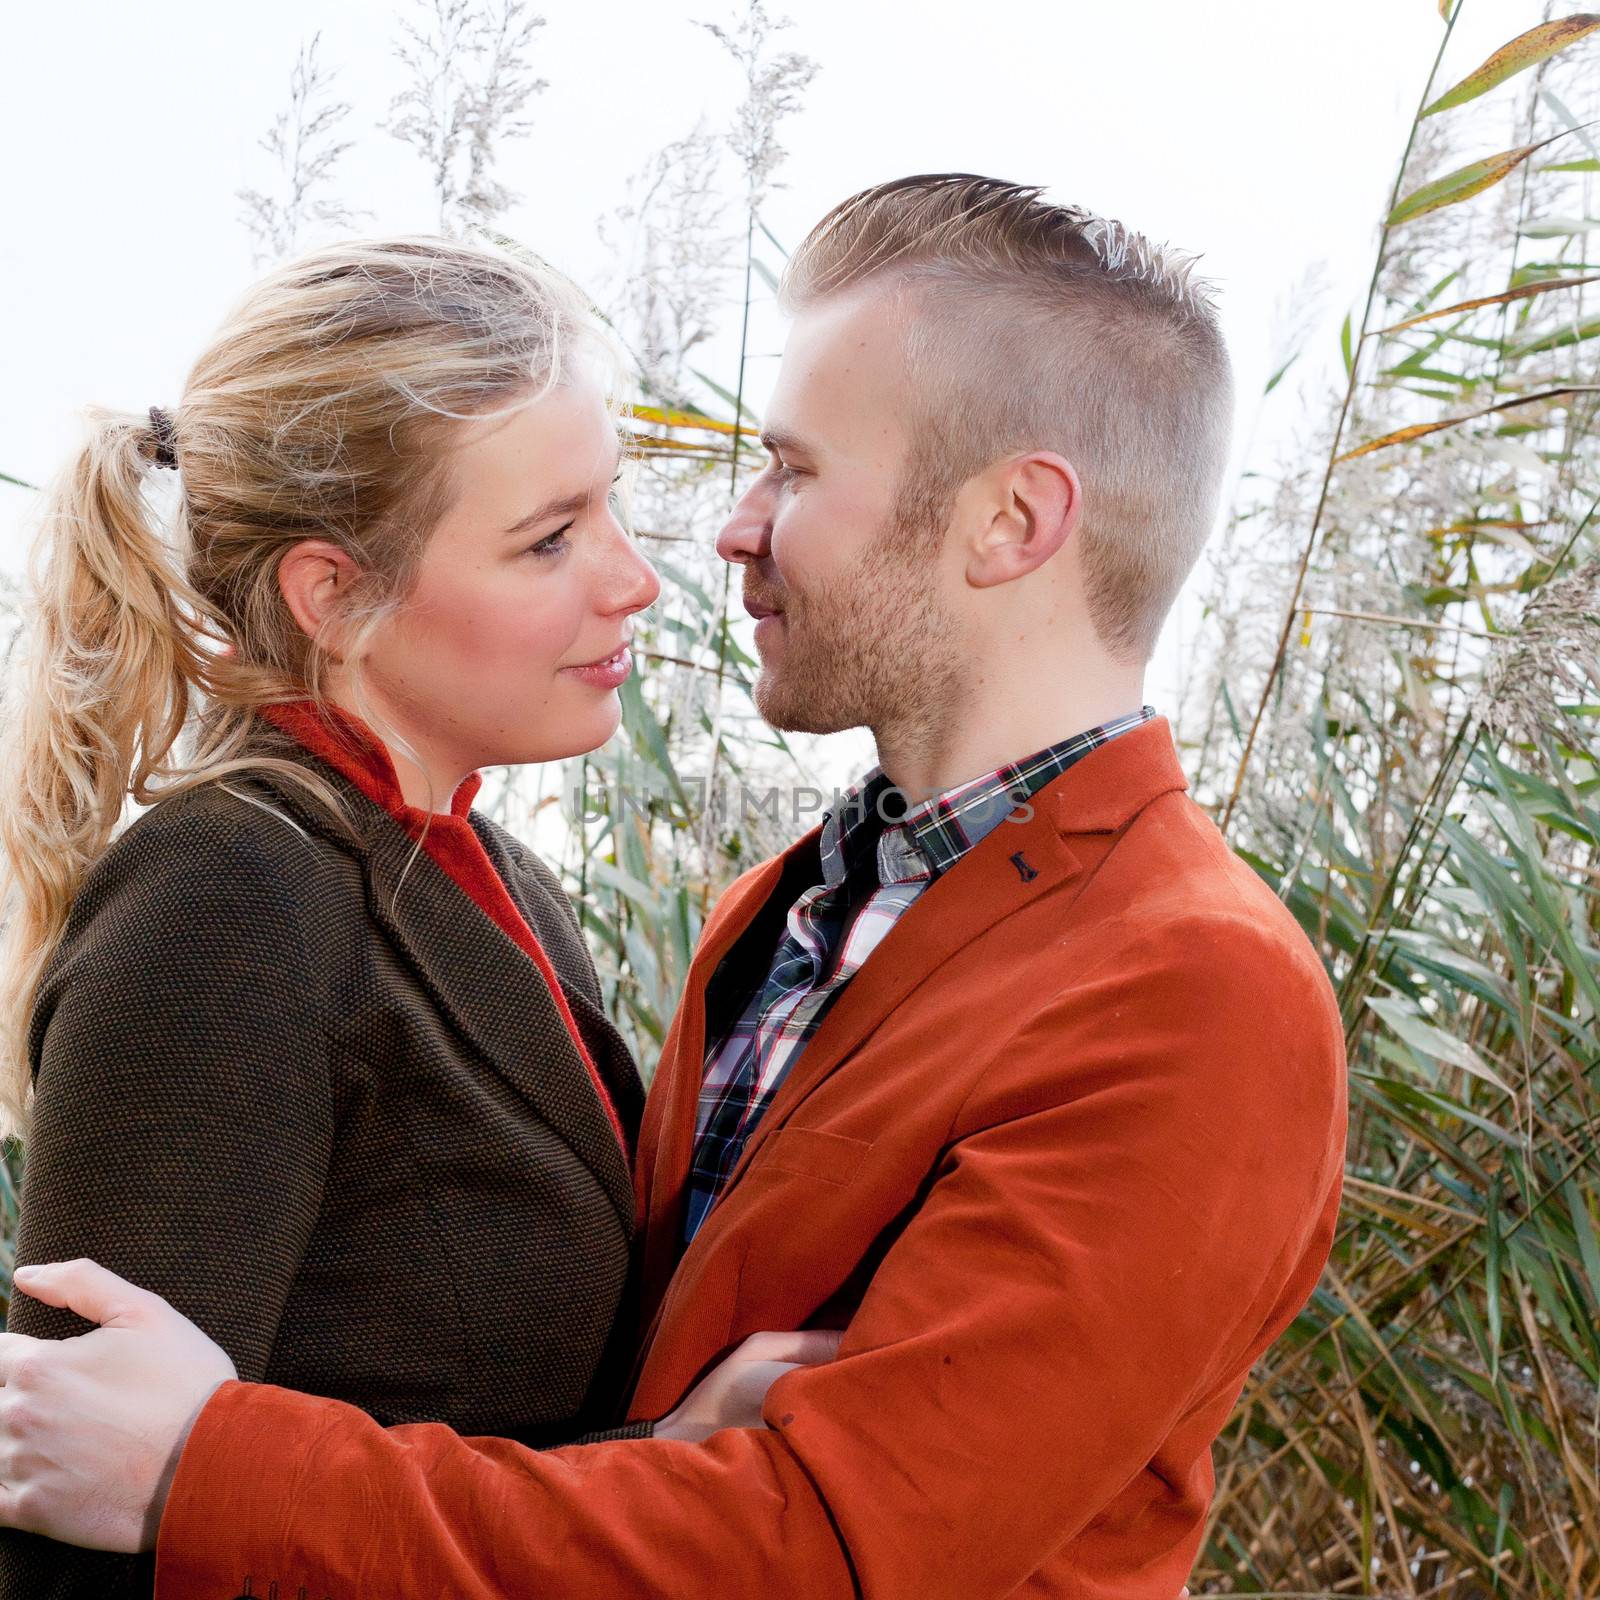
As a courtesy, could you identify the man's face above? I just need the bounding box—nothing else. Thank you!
[714,286,967,747]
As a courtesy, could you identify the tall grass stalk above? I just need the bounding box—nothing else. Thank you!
[1183,9,1600,1591]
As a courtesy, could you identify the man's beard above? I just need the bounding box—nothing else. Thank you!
[751,497,966,747]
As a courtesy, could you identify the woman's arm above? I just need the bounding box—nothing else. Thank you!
[0,802,334,1598]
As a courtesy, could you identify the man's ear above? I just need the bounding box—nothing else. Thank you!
[277,539,363,662]
[964,452,1081,590]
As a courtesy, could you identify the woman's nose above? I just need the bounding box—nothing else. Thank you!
[608,526,661,619]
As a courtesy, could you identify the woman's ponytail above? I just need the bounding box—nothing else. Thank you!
[0,407,223,1137]
[0,233,621,1141]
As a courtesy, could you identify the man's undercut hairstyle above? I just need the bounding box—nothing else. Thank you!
[778,173,1235,665]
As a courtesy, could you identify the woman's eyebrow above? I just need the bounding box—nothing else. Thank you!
[504,490,587,535]
[503,445,625,535]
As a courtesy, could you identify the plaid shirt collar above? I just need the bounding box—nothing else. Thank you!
[819,705,1157,894]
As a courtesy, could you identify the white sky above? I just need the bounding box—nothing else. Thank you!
[1,0,1554,730]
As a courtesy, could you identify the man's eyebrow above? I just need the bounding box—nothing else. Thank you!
[759,426,813,457]
[502,444,625,536]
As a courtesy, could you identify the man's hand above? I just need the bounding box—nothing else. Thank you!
[0,1259,235,1553]
[0,1268,1193,1595]
[654,1330,843,1442]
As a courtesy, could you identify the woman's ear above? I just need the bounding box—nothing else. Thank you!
[277,539,362,661]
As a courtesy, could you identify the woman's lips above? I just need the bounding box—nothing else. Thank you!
[560,645,633,689]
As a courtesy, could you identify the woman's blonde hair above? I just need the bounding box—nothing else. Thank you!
[0,232,617,1137]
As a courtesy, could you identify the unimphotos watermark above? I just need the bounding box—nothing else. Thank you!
[564,775,1035,829]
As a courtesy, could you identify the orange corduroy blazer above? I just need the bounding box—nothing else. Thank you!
[154,715,1348,1600]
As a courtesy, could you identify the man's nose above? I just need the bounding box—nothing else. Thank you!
[715,480,773,565]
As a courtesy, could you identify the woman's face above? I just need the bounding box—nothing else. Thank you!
[346,373,660,784]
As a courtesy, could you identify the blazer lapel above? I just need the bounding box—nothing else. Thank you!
[626,807,1081,1351]
[704,801,1088,1211]
[631,831,822,1325]
[467,814,647,1153]
[651,716,1192,1251]
[246,763,636,1232]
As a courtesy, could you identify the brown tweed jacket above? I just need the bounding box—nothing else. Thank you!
[0,748,647,1598]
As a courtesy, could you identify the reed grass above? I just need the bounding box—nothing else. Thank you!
[1,5,1595,1591]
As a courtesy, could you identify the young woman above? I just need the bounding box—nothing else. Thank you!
[0,234,795,1597]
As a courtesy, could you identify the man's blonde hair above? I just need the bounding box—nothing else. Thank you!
[778,173,1235,664]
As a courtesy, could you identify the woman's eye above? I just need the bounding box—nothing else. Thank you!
[527,522,572,558]
[527,473,626,557]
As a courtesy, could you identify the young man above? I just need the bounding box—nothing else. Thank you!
[0,174,1346,1599]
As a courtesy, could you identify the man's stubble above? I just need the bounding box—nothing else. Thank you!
[750,494,969,771]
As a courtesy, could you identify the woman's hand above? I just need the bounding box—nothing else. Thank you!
[653,1329,843,1443]
[0,1258,235,1553]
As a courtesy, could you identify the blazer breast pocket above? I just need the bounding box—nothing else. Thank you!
[729,1126,877,1334]
[758,1124,873,1186]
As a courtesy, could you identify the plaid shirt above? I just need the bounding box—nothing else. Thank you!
[682,704,1158,1244]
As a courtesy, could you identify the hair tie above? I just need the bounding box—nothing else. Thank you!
[147,406,178,470]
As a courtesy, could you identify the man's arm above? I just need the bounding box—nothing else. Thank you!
[148,925,1345,1600]
[0,928,1350,1600]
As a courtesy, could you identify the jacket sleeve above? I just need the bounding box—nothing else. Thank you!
[1,803,334,1600]
[151,923,1346,1600]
